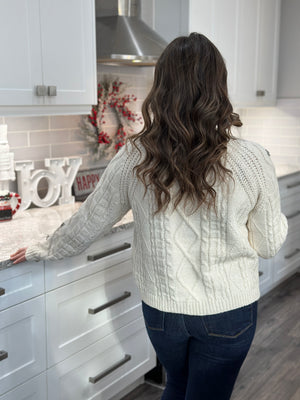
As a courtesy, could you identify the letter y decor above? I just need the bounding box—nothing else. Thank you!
[14,157,82,211]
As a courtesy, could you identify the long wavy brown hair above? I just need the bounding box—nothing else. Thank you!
[129,33,242,214]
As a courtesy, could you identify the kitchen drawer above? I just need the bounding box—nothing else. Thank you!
[45,228,134,290]
[47,317,156,400]
[0,261,44,311]
[258,258,273,297]
[46,259,142,367]
[278,172,300,199]
[281,192,300,232]
[0,372,46,400]
[273,228,300,283]
[0,296,46,395]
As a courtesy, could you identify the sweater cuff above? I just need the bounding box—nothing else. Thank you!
[25,244,44,262]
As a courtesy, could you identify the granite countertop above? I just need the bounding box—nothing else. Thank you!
[275,164,300,178]
[0,203,134,263]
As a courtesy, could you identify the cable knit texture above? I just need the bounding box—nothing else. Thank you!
[26,138,288,316]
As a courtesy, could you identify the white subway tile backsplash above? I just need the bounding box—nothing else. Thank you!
[237,100,300,168]
[69,128,86,142]
[30,130,72,146]
[7,132,28,148]
[267,145,300,157]
[12,145,51,162]
[49,115,82,130]
[4,116,49,131]
[51,142,88,158]
[270,155,299,165]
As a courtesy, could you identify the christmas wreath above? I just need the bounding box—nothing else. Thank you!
[81,76,142,160]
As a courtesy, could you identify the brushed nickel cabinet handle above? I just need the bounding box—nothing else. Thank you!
[35,85,47,96]
[88,291,131,314]
[89,354,131,384]
[48,85,57,96]
[284,248,300,260]
[256,90,265,97]
[0,350,8,361]
[286,210,300,220]
[287,181,300,189]
[87,242,131,261]
[0,287,5,296]
[259,271,263,277]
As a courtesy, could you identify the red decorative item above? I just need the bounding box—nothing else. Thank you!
[0,192,22,221]
[81,76,143,160]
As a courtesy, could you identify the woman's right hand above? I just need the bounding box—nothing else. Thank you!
[10,247,28,264]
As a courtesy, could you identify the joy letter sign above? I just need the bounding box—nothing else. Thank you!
[15,157,82,211]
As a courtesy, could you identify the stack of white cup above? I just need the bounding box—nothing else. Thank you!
[0,124,15,191]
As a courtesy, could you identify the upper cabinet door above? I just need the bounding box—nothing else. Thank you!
[154,0,281,107]
[189,0,281,107]
[39,0,97,106]
[0,0,97,115]
[256,0,281,106]
[0,0,43,106]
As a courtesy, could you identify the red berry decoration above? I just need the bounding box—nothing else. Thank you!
[81,76,143,160]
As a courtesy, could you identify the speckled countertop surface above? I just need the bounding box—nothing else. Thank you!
[0,203,133,262]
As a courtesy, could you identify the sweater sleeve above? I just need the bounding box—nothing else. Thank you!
[246,145,288,259]
[25,145,132,262]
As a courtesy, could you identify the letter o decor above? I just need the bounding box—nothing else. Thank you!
[14,157,82,211]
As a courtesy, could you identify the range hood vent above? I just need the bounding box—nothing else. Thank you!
[96,0,167,66]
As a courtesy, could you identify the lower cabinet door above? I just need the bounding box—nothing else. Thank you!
[273,228,300,283]
[47,317,156,400]
[0,261,44,311]
[258,258,273,296]
[46,260,142,367]
[0,372,47,400]
[0,296,46,395]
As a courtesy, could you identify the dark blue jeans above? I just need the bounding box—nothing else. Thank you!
[142,300,258,400]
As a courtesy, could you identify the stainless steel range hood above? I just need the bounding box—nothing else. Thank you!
[96,0,167,66]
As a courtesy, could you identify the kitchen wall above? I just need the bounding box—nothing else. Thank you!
[237,99,300,166]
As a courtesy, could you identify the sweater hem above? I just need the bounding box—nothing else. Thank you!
[140,287,261,316]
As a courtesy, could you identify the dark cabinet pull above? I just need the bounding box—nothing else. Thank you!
[284,249,300,260]
[259,271,263,277]
[87,242,131,261]
[88,291,131,314]
[89,354,131,384]
[256,90,265,97]
[0,350,8,361]
[287,181,300,189]
[0,287,5,296]
[286,210,300,220]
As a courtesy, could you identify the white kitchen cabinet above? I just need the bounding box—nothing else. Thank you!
[45,229,133,290]
[0,296,46,395]
[154,0,281,107]
[0,224,156,399]
[46,259,142,367]
[0,373,47,400]
[47,318,156,400]
[258,258,273,297]
[0,261,44,311]
[258,171,300,296]
[0,0,97,116]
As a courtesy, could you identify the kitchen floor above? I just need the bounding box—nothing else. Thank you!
[122,272,300,400]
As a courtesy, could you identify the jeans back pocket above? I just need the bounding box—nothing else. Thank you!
[202,302,256,339]
[142,301,165,331]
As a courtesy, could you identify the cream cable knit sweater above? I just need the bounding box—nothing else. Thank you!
[26,138,288,316]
